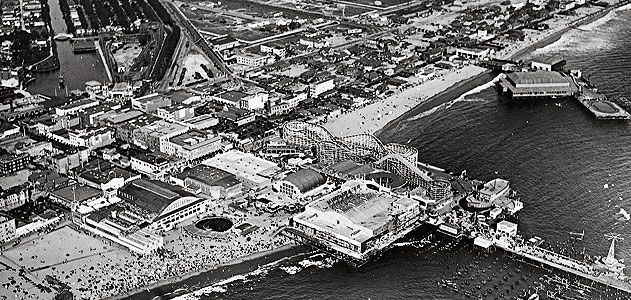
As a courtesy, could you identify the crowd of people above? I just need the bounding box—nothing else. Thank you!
[4,205,293,300]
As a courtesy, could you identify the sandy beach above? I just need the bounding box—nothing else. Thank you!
[323,65,488,137]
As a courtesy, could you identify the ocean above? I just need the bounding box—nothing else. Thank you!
[134,5,631,300]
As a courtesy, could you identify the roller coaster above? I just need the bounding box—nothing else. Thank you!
[282,121,450,198]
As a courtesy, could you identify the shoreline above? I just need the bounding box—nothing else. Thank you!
[111,243,305,300]
[377,2,627,138]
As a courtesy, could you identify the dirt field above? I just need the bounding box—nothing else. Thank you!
[111,42,143,70]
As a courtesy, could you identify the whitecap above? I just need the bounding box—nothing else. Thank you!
[617,208,630,221]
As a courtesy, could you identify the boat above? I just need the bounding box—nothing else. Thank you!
[58,75,65,88]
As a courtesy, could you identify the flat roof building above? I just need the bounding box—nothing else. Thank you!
[498,71,578,99]
[288,180,421,262]
[203,150,279,190]
[172,165,242,199]
[162,129,223,161]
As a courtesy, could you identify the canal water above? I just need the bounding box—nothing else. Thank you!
[130,5,631,300]
[27,0,107,96]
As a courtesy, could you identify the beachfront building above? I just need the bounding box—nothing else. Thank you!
[455,47,491,60]
[117,179,209,231]
[287,180,421,262]
[203,150,279,190]
[273,169,327,200]
[83,209,164,255]
[172,165,242,199]
[531,57,566,72]
[498,71,579,100]
[49,184,103,211]
[309,76,335,98]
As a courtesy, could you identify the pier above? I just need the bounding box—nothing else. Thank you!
[571,74,631,120]
[493,240,631,294]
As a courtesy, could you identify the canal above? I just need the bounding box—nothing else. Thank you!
[27,0,108,96]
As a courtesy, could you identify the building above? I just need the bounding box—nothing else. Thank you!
[78,163,141,196]
[130,152,173,180]
[156,104,195,122]
[210,90,249,107]
[210,35,240,51]
[15,140,52,157]
[0,214,16,243]
[117,179,208,231]
[309,76,335,98]
[274,169,326,199]
[68,127,115,150]
[260,43,286,58]
[0,121,20,139]
[0,186,29,211]
[172,165,242,199]
[299,38,329,49]
[236,53,269,67]
[455,47,491,60]
[239,93,267,111]
[531,57,566,72]
[162,129,223,161]
[179,114,219,130]
[288,180,421,261]
[49,184,103,211]
[477,178,510,202]
[203,150,279,190]
[217,107,256,127]
[83,208,163,255]
[0,153,30,175]
[49,148,89,174]
[498,71,579,99]
[55,99,100,116]
[132,120,188,152]
[131,93,172,113]
[496,220,518,237]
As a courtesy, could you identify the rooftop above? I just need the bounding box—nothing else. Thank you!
[51,184,102,203]
[283,169,326,193]
[176,165,241,189]
[505,71,572,86]
[169,129,220,149]
[119,179,196,216]
[214,91,249,104]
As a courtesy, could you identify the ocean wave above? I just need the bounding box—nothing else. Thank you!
[406,102,447,121]
[171,251,320,299]
[533,11,622,54]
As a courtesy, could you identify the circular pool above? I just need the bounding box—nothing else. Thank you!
[195,217,233,232]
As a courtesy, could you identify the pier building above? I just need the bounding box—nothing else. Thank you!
[287,180,421,264]
[498,71,579,99]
